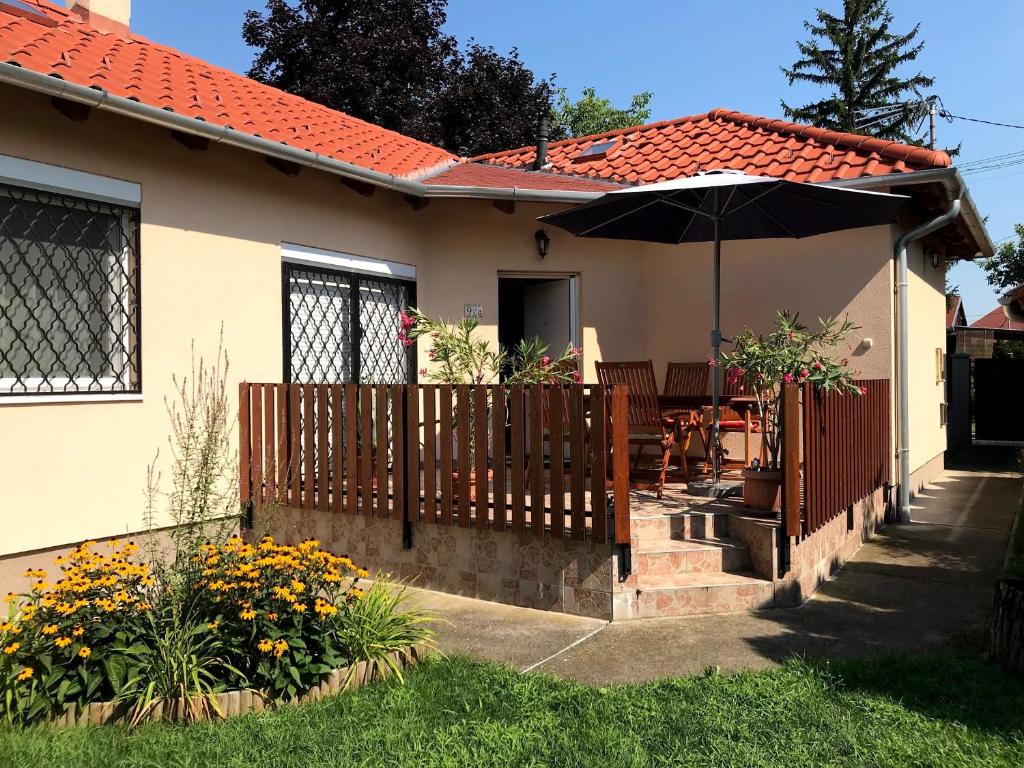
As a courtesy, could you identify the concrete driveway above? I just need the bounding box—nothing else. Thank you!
[412,447,1021,685]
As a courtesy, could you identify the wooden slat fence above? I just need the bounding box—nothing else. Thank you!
[785,378,891,537]
[239,383,631,545]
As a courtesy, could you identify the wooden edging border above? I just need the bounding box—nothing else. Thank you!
[47,643,431,727]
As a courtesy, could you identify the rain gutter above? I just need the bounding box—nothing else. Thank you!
[0,63,604,206]
[822,168,994,258]
[893,189,961,523]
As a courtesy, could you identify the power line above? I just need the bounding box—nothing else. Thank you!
[939,111,1024,130]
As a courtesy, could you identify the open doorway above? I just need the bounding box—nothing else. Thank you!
[497,273,579,365]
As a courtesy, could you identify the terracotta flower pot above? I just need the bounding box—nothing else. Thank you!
[742,468,782,513]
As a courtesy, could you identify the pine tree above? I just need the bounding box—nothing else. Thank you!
[781,0,934,142]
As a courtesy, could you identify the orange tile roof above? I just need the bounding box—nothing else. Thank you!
[969,307,1024,331]
[474,108,952,185]
[0,0,456,179]
[423,162,623,192]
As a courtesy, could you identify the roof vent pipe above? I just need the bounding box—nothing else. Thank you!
[532,115,549,171]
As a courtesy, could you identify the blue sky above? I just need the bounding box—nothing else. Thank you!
[133,0,1023,321]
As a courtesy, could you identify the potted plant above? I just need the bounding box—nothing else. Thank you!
[401,309,580,498]
[722,311,863,513]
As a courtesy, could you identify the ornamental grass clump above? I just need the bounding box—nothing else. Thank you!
[722,311,863,471]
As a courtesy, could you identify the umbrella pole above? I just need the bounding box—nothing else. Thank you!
[711,212,722,483]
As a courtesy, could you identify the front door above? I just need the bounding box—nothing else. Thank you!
[497,274,579,364]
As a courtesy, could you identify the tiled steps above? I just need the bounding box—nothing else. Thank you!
[626,507,776,618]
[629,571,776,618]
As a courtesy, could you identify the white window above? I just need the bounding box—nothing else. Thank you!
[0,178,141,397]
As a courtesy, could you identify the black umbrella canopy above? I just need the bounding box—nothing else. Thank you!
[538,170,908,244]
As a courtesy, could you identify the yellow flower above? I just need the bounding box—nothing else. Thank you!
[17,667,33,682]
[3,642,21,655]
[4,593,17,604]
[207,620,220,630]
[55,636,72,648]
[41,624,58,635]
[351,588,364,600]
[257,638,274,653]
[266,612,278,621]
[71,626,84,637]
[240,608,256,621]
[273,639,288,657]
[292,603,307,613]
[78,646,91,658]
[289,579,305,594]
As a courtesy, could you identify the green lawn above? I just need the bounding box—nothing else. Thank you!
[2,652,1023,768]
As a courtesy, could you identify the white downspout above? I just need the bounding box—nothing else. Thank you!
[894,191,961,523]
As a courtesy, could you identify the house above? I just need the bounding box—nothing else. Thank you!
[0,0,994,607]
[947,294,967,331]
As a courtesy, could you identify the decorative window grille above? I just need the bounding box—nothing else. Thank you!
[284,263,415,470]
[283,263,415,385]
[0,183,141,396]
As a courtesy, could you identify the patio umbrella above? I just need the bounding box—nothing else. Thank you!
[538,169,907,487]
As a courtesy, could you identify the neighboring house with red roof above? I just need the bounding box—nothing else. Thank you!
[0,0,995,584]
[947,294,967,330]
[970,306,1024,332]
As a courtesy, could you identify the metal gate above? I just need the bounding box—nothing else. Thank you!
[974,357,1024,442]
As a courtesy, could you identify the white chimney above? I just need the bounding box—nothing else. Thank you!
[66,0,130,34]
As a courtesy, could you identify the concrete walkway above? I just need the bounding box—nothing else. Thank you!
[413,448,1021,685]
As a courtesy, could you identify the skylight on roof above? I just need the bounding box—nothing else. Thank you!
[0,0,56,26]
[574,139,618,161]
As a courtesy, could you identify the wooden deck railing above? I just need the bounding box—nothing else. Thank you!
[781,378,891,538]
[239,383,631,545]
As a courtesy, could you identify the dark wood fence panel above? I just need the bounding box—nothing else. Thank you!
[799,378,890,536]
[239,383,629,545]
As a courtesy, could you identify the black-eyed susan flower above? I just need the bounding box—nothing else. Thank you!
[55,636,72,648]
[273,639,288,657]
[17,667,33,681]
[41,624,58,635]
[257,638,273,653]
[3,642,20,655]
[78,646,91,658]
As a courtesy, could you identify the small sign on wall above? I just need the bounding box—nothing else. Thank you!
[464,303,484,320]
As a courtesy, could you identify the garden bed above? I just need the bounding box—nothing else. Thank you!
[45,644,430,727]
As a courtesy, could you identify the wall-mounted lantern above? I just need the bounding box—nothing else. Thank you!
[534,228,551,259]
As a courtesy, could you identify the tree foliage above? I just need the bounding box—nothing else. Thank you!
[780,0,934,142]
[982,224,1024,291]
[242,0,554,156]
[550,87,653,139]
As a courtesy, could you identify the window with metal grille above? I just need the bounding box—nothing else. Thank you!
[0,183,141,396]
[283,262,415,384]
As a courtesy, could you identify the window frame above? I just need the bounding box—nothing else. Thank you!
[0,156,142,403]
[281,252,417,385]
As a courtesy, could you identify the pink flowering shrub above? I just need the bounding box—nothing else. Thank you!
[722,311,862,471]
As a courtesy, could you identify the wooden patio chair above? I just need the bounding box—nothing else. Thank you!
[662,362,711,477]
[595,360,676,498]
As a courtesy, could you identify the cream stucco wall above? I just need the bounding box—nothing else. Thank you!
[904,234,949,482]
[0,85,427,555]
[416,200,896,384]
[1,83,946,558]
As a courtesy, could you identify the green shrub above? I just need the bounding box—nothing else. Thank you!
[337,576,436,683]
